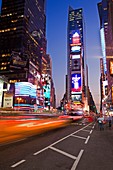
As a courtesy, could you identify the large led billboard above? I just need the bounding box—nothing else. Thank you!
[69,30,81,45]
[70,45,81,54]
[71,54,80,59]
[71,73,82,93]
[71,94,82,102]
[43,84,50,99]
[100,28,107,74]
[15,82,36,97]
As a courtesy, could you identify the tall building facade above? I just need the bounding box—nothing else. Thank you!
[0,0,46,81]
[98,0,113,112]
[67,7,86,109]
[0,0,55,109]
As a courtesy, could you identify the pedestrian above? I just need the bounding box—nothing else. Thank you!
[97,116,104,131]
[108,115,112,129]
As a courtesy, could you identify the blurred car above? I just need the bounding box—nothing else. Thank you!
[59,109,84,122]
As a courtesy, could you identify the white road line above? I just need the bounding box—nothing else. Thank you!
[33,146,49,155]
[82,129,90,132]
[92,125,95,129]
[71,149,84,170]
[49,146,77,160]
[90,130,93,134]
[11,160,26,168]
[85,136,90,144]
[33,123,93,156]
[71,134,86,140]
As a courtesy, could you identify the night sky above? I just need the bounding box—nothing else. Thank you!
[0,0,102,110]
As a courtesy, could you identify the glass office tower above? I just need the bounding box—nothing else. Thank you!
[0,0,46,83]
[0,0,48,108]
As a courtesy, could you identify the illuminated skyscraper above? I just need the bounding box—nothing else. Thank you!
[0,0,46,84]
[67,7,85,106]
[98,0,113,111]
[0,0,56,109]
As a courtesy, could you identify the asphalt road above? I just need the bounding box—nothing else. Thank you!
[0,122,113,170]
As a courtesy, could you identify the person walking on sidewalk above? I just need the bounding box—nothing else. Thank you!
[97,116,104,131]
[108,115,112,129]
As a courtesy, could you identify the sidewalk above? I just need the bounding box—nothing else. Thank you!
[77,122,113,170]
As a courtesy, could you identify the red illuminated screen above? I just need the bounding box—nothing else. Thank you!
[110,60,113,75]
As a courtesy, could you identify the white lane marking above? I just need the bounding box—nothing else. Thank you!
[71,134,86,140]
[11,160,26,168]
[90,130,93,134]
[82,129,90,132]
[33,123,93,156]
[33,146,49,155]
[85,136,90,144]
[49,146,77,160]
[92,125,95,129]
[71,149,84,170]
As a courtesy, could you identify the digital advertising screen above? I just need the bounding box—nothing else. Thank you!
[69,30,81,45]
[71,58,81,71]
[71,73,82,93]
[110,60,113,75]
[43,84,51,99]
[71,54,80,59]
[100,28,107,74]
[71,94,82,102]
[15,82,36,97]
[70,45,81,54]
[15,82,31,96]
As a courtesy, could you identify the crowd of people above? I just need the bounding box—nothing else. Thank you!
[97,114,113,130]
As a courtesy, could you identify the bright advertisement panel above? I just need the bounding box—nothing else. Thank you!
[70,45,81,54]
[100,28,107,74]
[71,58,81,71]
[71,94,82,102]
[15,82,31,96]
[15,82,36,97]
[69,30,81,45]
[43,84,50,99]
[110,60,113,75]
[71,73,82,93]
[71,54,80,59]
[0,81,3,107]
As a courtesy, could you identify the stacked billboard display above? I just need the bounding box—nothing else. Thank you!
[69,30,82,102]
[41,74,51,108]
